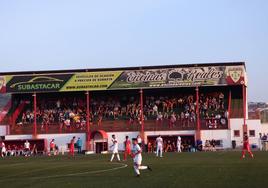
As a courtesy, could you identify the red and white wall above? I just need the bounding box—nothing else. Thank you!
[5,133,86,152]
[1,118,266,152]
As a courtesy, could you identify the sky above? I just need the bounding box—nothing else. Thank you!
[0,0,267,102]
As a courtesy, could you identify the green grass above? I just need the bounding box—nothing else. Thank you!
[0,151,268,188]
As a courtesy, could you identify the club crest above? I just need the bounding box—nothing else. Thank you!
[229,68,243,83]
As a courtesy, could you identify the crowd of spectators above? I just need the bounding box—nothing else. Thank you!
[260,133,268,151]
[203,139,218,151]
[17,91,228,130]
[19,97,87,131]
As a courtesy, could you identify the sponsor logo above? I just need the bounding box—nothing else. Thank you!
[168,67,223,82]
[168,69,186,80]
[10,76,64,91]
[126,71,167,83]
[125,67,224,85]
[228,68,243,83]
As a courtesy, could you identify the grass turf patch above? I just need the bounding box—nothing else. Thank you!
[0,151,267,188]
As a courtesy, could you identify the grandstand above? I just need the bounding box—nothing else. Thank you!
[0,62,264,153]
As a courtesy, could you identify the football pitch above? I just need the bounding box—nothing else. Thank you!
[0,151,268,188]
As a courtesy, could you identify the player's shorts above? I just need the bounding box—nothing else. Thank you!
[157,146,163,150]
[243,143,250,151]
[70,147,74,152]
[243,146,250,151]
[134,156,142,165]
[125,148,131,155]
[112,149,119,154]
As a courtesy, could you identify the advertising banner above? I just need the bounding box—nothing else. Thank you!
[110,65,246,89]
[60,71,123,91]
[0,65,246,93]
[6,74,73,93]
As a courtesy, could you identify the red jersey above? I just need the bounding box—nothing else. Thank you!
[243,139,250,149]
[50,141,55,149]
[69,138,75,156]
[125,140,131,150]
[70,139,75,148]
[124,139,131,158]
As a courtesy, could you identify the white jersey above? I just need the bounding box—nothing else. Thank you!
[137,137,142,144]
[1,142,6,153]
[111,138,118,153]
[156,137,163,147]
[177,137,181,146]
[133,144,142,164]
[24,142,30,149]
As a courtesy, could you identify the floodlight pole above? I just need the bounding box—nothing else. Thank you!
[33,93,37,138]
[86,91,91,150]
[195,87,201,141]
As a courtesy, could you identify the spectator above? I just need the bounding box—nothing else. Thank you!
[24,140,30,157]
[177,136,182,153]
[76,137,82,154]
[0,140,6,157]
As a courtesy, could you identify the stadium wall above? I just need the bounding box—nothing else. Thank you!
[201,130,231,148]
[230,119,262,148]
[107,130,196,151]
[2,118,264,151]
[261,123,268,134]
[145,130,196,137]
[5,133,86,152]
[107,132,139,152]
[0,125,7,136]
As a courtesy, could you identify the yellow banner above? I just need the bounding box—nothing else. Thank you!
[60,71,123,91]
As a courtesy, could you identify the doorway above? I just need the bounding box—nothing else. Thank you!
[147,135,195,152]
[95,142,108,154]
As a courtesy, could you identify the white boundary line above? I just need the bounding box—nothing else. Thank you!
[29,163,128,179]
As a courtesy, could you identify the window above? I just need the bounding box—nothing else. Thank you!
[249,130,255,137]
[234,130,240,137]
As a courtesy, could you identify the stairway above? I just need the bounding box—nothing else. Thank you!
[11,101,27,125]
[230,98,244,118]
